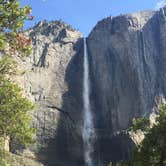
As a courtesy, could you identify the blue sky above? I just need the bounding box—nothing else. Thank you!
[20,0,166,36]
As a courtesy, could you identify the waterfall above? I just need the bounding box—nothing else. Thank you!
[161,8,166,20]
[82,38,95,166]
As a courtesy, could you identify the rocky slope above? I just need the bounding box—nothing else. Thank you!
[14,6,166,166]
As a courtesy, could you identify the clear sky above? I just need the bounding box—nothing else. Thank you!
[20,0,166,36]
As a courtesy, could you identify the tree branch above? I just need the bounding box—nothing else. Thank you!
[46,105,75,125]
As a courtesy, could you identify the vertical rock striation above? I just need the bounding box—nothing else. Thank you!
[87,6,166,164]
[14,6,166,166]
[15,21,84,165]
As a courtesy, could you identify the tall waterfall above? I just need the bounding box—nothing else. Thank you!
[82,38,95,166]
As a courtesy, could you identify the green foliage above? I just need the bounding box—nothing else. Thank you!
[0,158,6,166]
[0,33,6,50]
[0,78,35,146]
[120,104,166,166]
[0,0,30,31]
[130,117,150,132]
[0,56,17,76]
[135,105,166,166]
[0,0,35,152]
[0,0,32,56]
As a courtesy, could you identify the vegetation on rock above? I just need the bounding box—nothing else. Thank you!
[0,78,35,147]
[0,0,35,155]
[112,104,166,166]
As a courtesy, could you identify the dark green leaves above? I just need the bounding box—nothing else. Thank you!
[0,78,35,146]
[0,0,32,56]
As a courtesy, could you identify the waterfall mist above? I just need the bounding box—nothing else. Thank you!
[82,38,96,166]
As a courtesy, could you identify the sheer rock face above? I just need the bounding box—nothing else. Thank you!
[16,21,84,165]
[15,7,166,166]
[87,7,166,163]
[88,8,166,131]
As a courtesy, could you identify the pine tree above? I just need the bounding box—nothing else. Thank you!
[0,0,35,151]
[124,104,166,166]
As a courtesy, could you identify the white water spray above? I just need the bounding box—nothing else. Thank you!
[82,38,95,166]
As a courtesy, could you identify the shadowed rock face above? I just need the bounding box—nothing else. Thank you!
[88,8,166,131]
[16,21,84,165]
[16,7,166,166]
[87,7,166,164]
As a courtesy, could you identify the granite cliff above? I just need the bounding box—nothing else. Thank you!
[15,6,166,166]
[15,21,84,165]
[87,6,166,165]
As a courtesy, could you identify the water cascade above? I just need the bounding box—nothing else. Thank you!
[82,38,96,166]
